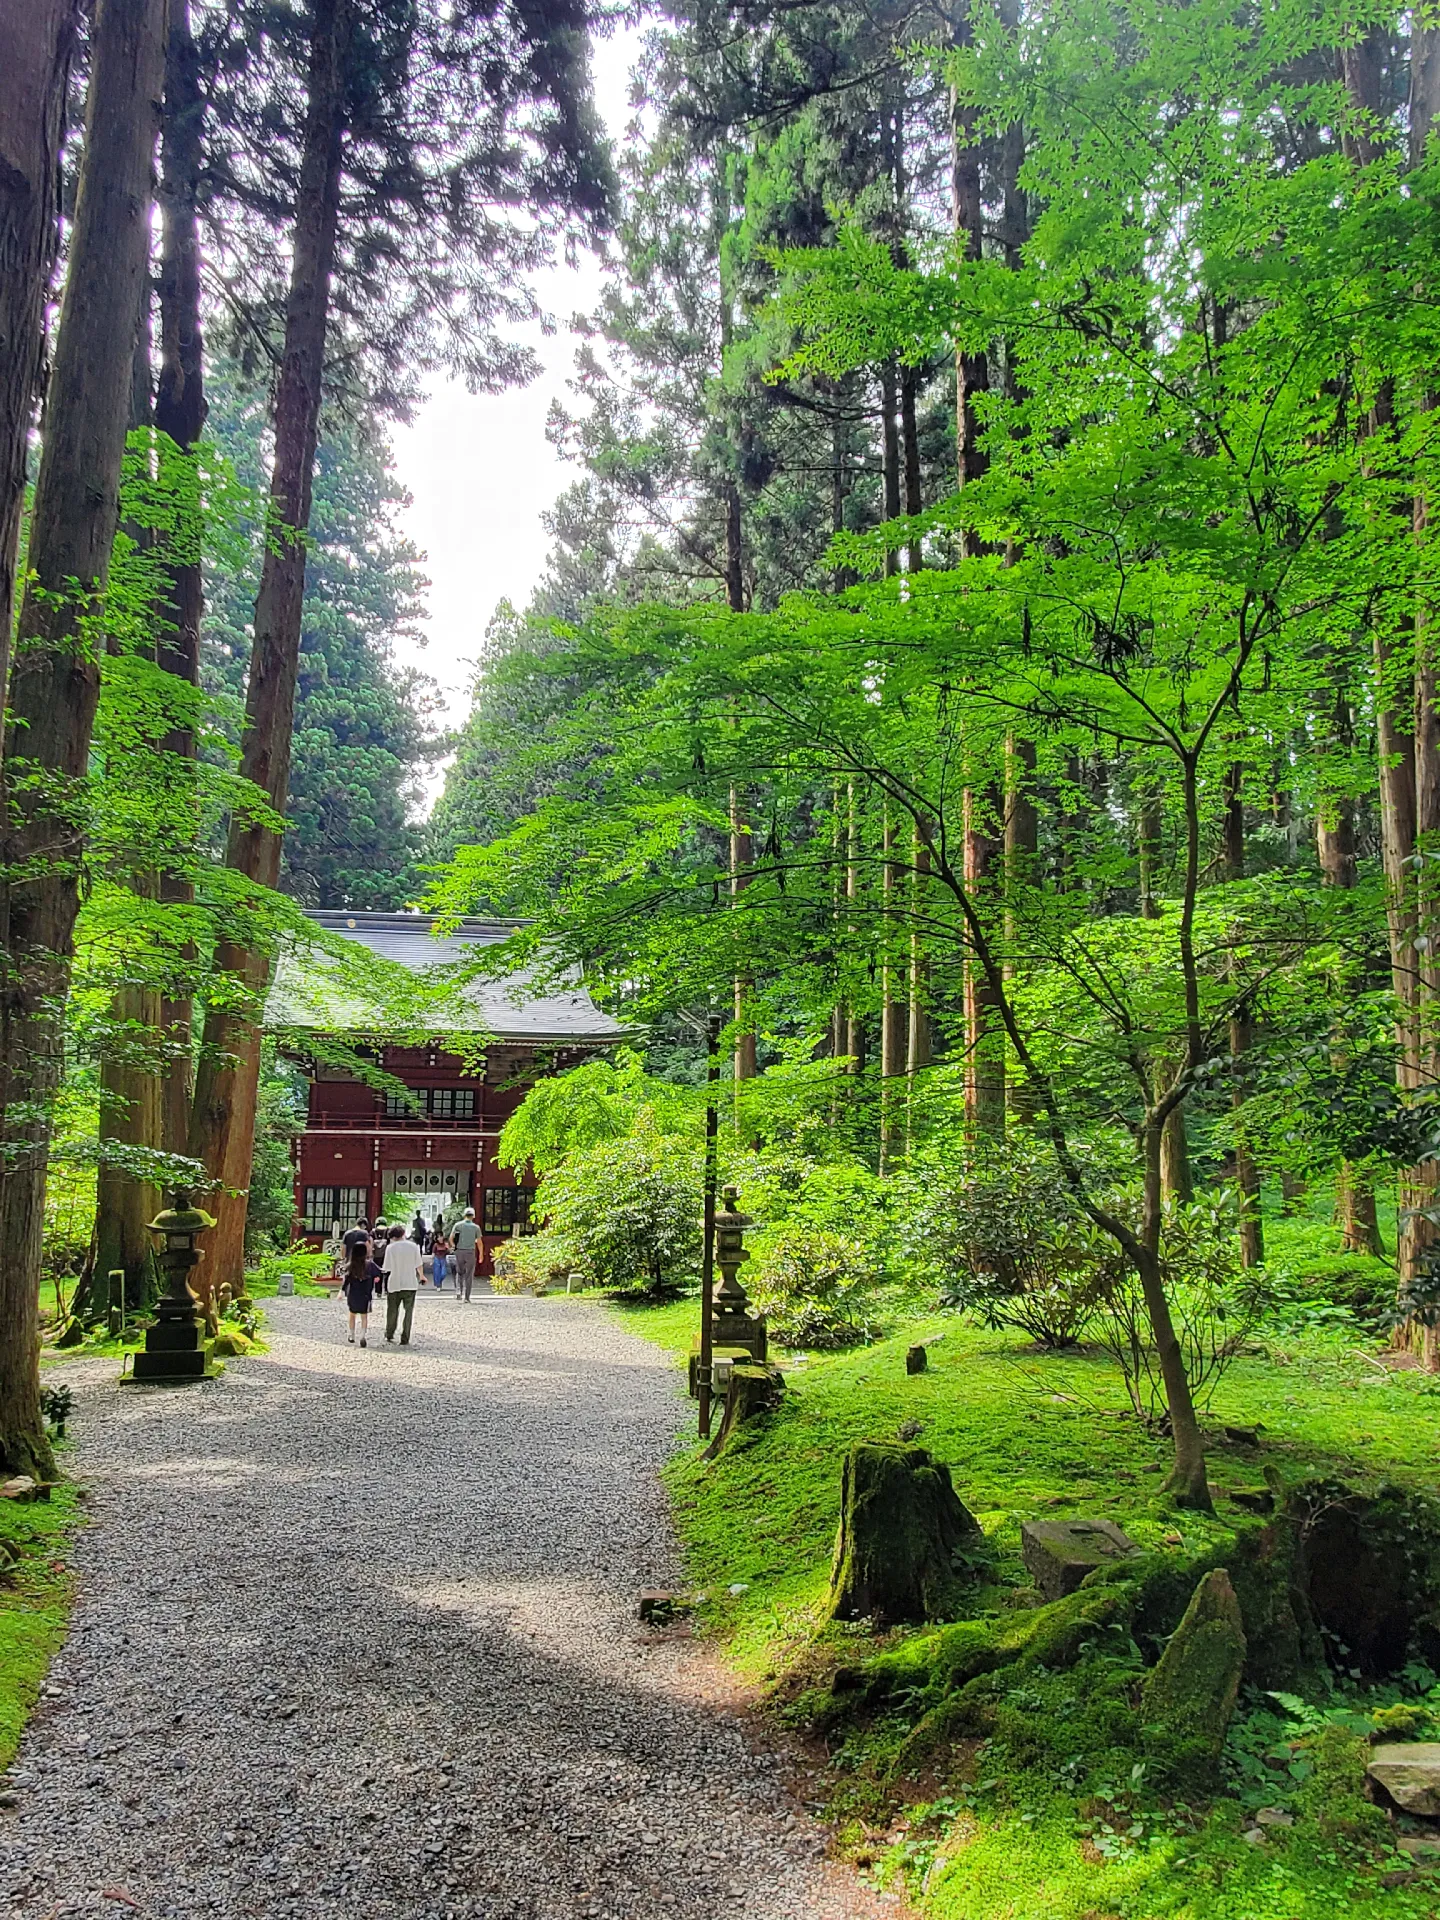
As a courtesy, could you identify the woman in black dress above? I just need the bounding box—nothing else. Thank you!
[343,1223,374,1347]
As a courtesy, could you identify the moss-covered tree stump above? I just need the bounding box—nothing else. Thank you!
[828,1443,981,1626]
[1141,1567,1247,1785]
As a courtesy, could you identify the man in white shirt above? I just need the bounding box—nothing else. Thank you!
[382,1223,423,1343]
[452,1207,482,1302]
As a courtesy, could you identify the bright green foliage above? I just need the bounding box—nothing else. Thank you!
[749,1223,881,1348]
[525,1118,702,1295]
[497,1049,684,1174]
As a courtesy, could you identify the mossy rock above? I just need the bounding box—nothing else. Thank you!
[1140,1568,1246,1787]
[208,1330,254,1358]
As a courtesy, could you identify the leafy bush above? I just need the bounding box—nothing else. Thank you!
[1266,1248,1396,1335]
[247,1245,336,1294]
[1092,1191,1274,1423]
[491,1234,578,1294]
[749,1223,880,1348]
[524,1120,700,1296]
[900,1142,1113,1347]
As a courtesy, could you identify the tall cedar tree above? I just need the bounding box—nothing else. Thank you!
[0,0,167,1476]
[0,0,77,705]
[190,0,612,1288]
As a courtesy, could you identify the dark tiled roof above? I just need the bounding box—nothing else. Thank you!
[267,910,625,1043]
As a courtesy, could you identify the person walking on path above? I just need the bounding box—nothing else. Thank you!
[383,1222,423,1343]
[452,1207,481,1302]
[342,1221,374,1347]
[431,1221,451,1291]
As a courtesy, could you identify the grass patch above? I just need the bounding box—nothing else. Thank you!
[0,1479,83,1770]
[611,1300,1440,1919]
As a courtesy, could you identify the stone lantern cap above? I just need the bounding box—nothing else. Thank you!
[147,1188,217,1237]
[716,1186,754,1232]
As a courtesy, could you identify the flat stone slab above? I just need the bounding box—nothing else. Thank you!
[1021,1517,1140,1600]
[1369,1742,1440,1815]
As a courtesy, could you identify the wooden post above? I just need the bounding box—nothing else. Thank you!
[698,1021,720,1440]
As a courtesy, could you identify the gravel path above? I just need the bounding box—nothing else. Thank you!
[5,1292,896,1920]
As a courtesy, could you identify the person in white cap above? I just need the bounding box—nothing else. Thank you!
[452,1206,482,1302]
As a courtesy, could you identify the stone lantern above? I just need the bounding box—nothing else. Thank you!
[711,1186,767,1363]
[129,1189,217,1384]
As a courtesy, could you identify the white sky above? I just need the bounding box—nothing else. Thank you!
[390,25,645,734]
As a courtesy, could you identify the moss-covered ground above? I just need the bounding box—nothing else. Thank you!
[610,1295,1440,1920]
[0,1478,82,1771]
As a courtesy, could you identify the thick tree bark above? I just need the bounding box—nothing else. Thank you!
[1316,745,1381,1252]
[0,0,76,709]
[906,832,931,1148]
[95,976,162,1311]
[900,365,922,574]
[828,1442,981,1626]
[1229,996,1264,1269]
[880,363,901,577]
[879,811,905,1169]
[950,8,989,554]
[1404,22,1440,1363]
[964,783,1005,1135]
[189,0,352,1294]
[154,0,207,1158]
[91,335,163,1319]
[1160,1101,1194,1206]
[0,0,165,1476]
[1222,763,1244,879]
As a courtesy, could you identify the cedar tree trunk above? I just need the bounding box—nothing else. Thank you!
[0,0,77,706]
[0,0,166,1476]
[154,0,207,1157]
[189,0,351,1294]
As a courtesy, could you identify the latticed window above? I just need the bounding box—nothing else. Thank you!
[383,1090,421,1117]
[430,1088,476,1119]
[303,1186,367,1233]
[482,1186,534,1235]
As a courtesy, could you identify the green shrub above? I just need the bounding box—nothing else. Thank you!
[247,1245,335,1294]
[1267,1250,1396,1335]
[531,1119,700,1296]
[749,1224,880,1348]
[491,1233,577,1294]
[899,1141,1113,1347]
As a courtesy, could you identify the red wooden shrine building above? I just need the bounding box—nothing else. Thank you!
[271,911,623,1273]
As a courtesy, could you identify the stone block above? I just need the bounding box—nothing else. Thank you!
[1368,1742,1440,1816]
[905,1345,928,1375]
[1021,1517,1139,1600]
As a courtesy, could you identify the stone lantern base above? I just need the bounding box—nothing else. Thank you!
[127,1301,214,1384]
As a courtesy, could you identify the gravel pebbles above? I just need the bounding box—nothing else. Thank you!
[4,1292,899,1920]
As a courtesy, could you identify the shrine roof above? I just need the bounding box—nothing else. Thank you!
[267,910,626,1045]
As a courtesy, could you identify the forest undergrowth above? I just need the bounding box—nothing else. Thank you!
[610,1291,1440,1920]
